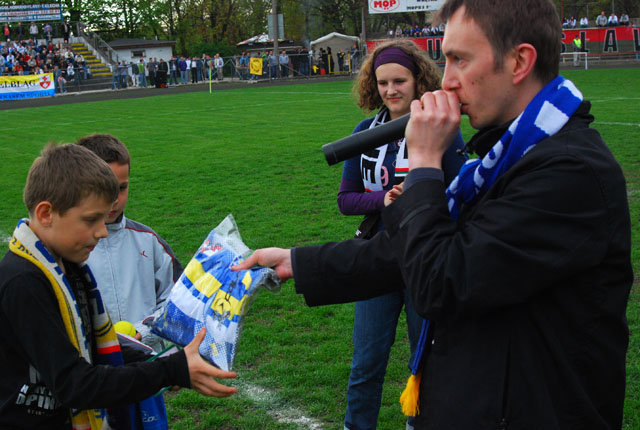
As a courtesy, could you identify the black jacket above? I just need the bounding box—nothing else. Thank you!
[293,102,631,429]
[0,251,190,429]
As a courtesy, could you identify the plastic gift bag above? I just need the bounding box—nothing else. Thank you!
[152,214,280,371]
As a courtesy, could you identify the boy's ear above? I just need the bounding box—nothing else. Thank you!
[34,201,55,227]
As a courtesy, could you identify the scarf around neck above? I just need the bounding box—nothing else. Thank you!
[9,219,125,430]
[446,76,583,219]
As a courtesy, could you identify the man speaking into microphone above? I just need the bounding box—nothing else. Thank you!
[234,0,632,428]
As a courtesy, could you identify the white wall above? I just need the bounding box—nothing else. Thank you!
[116,46,174,64]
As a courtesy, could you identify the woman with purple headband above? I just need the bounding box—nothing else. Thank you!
[337,39,465,430]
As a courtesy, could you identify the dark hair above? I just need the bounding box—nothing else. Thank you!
[354,39,441,112]
[76,133,130,167]
[24,143,118,215]
[437,0,560,84]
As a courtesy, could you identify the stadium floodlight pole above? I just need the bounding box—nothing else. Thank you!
[272,0,279,78]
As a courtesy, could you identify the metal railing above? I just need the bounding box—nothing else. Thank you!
[75,21,119,66]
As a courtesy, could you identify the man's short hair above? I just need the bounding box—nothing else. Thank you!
[24,143,118,215]
[76,133,130,167]
[437,0,560,84]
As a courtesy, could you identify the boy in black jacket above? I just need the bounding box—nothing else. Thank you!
[0,143,237,429]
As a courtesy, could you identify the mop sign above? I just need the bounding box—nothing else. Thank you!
[152,214,280,371]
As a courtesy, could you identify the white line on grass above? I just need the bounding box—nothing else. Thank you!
[590,97,640,103]
[594,121,640,128]
[235,380,325,429]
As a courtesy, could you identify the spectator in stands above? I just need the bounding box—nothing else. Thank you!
[184,56,190,82]
[279,50,289,77]
[137,58,146,87]
[197,56,204,82]
[596,11,608,27]
[53,64,65,93]
[118,60,128,89]
[157,58,168,87]
[66,61,74,82]
[151,57,160,86]
[395,25,402,38]
[75,53,86,79]
[61,20,71,43]
[15,22,25,41]
[239,51,249,80]
[327,46,334,73]
[620,13,629,26]
[337,49,345,72]
[267,50,277,79]
[43,23,52,44]
[562,17,569,29]
[350,43,359,73]
[569,16,577,28]
[190,56,198,83]
[168,56,178,86]
[130,61,138,87]
[580,16,589,27]
[178,56,187,84]
[29,22,38,43]
[608,12,618,26]
[214,53,224,80]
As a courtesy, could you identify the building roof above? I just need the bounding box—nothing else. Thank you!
[108,38,176,50]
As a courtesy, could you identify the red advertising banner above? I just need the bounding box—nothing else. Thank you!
[367,26,639,62]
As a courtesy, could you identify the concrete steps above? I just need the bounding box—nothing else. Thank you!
[71,42,113,78]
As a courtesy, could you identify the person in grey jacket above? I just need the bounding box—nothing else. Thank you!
[77,134,183,352]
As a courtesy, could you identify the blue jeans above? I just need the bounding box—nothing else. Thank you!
[345,290,423,430]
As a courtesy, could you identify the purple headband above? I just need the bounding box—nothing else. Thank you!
[373,47,416,74]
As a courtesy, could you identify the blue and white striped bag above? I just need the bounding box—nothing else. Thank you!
[152,214,280,371]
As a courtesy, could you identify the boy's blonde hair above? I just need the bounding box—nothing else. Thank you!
[24,143,118,215]
[75,133,130,167]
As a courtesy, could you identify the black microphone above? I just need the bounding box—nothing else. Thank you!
[322,113,410,166]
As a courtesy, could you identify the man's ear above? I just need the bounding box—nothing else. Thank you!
[511,43,538,85]
[34,201,54,227]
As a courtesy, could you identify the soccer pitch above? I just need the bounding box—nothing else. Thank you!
[0,68,638,429]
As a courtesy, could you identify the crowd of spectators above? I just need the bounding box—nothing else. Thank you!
[565,12,632,28]
[111,54,229,89]
[388,23,445,38]
[1,38,90,91]
[1,21,89,93]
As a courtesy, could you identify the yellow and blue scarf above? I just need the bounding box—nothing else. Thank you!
[9,219,124,430]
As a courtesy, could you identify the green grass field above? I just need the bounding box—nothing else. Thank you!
[1,68,639,429]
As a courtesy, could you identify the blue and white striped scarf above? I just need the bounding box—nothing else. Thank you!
[445,75,583,220]
[402,76,584,416]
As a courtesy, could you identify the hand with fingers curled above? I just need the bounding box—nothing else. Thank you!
[183,328,238,397]
[405,90,462,170]
[384,183,404,206]
[231,248,293,282]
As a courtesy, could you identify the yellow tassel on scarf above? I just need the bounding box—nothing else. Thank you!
[399,372,421,416]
